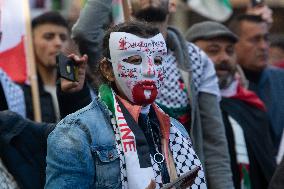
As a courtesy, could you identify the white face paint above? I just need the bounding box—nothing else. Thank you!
[109,32,167,105]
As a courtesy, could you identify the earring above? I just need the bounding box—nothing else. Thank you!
[106,75,112,85]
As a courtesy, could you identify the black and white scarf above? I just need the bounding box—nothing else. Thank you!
[0,69,26,117]
[99,84,206,189]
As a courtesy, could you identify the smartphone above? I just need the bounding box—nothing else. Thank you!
[161,166,201,189]
[56,53,79,82]
[251,0,264,7]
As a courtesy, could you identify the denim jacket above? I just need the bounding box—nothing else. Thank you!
[45,99,189,189]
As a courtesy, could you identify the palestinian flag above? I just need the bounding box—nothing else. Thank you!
[0,0,28,83]
[187,0,233,22]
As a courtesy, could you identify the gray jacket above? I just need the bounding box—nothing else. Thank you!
[72,1,234,188]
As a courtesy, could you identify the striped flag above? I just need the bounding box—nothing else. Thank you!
[0,0,28,83]
[187,0,233,22]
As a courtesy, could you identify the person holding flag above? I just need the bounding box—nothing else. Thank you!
[20,11,69,123]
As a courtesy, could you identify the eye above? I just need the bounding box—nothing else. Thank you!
[59,33,68,42]
[122,55,142,65]
[43,33,55,41]
[154,56,163,65]
[206,46,220,55]
[226,46,234,56]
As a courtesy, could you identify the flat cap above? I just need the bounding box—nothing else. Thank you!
[185,21,238,43]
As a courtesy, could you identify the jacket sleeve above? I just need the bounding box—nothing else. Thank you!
[72,0,112,69]
[198,92,234,189]
[56,81,92,119]
[0,110,55,189]
[45,119,95,189]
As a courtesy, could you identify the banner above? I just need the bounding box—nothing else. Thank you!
[187,0,233,22]
[0,0,28,83]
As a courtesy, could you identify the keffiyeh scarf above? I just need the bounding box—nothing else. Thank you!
[99,84,206,189]
[0,69,26,117]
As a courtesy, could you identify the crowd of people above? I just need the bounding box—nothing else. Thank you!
[1,0,284,189]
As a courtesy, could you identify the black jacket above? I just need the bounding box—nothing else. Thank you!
[221,98,276,189]
[269,158,284,189]
[57,81,92,118]
[20,75,56,123]
[0,110,55,189]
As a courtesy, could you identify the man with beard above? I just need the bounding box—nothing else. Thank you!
[69,0,234,189]
[229,15,284,149]
[186,21,276,189]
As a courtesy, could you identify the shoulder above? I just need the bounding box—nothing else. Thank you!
[262,66,284,83]
[187,42,202,61]
[61,99,106,122]
[49,100,108,142]
[170,117,190,138]
[186,42,219,95]
[265,66,284,75]
[187,42,201,53]
[186,42,212,66]
[0,111,27,143]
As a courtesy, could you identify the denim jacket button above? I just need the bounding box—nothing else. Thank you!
[108,153,114,160]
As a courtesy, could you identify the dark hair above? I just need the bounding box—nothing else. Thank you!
[228,14,265,36]
[32,11,69,30]
[102,21,161,59]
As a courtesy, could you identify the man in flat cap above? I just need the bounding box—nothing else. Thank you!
[186,21,276,189]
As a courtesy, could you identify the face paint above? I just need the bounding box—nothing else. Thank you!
[109,32,167,105]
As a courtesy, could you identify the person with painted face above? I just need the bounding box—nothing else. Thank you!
[69,1,234,189]
[45,21,207,189]
[186,21,276,189]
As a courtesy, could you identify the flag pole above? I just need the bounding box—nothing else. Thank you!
[122,0,130,22]
[23,0,42,122]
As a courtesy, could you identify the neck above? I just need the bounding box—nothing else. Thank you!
[220,79,238,97]
[141,105,151,115]
[243,68,263,84]
[37,64,57,86]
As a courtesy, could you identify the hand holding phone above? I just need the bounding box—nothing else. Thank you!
[57,53,79,82]
[57,53,88,93]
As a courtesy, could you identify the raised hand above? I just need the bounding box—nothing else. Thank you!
[60,54,88,93]
[246,4,273,25]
